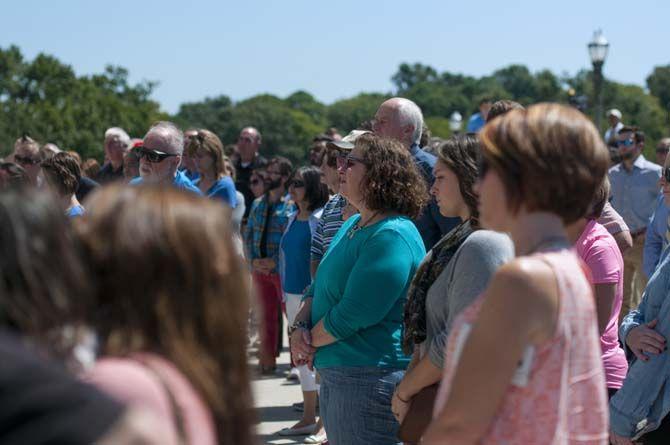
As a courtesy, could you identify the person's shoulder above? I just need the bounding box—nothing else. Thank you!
[373,217,424,248]
[459,230,514,259]
[608,163,623,174]
[489,256,557,307]
[642,158,662,173]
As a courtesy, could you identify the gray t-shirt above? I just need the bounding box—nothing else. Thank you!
[421,230,514,368]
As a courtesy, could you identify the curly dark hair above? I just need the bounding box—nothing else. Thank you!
[40,152,81,196]
[436,134,482,227]
[356,134,428,219]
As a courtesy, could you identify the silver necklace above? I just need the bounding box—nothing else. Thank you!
[347,211,380,239]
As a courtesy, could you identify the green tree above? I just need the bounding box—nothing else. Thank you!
[327,93,388,133]
[647,65,670,113]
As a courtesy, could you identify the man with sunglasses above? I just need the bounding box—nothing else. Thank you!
[609,126,662,321]
[129,122,201,194]
[373,98,460,250]
[12,135,41,185]
[234,127,268,219]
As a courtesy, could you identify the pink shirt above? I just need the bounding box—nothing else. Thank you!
[575,220,628,389]
[84,353,216,445]
[433,250,608,444]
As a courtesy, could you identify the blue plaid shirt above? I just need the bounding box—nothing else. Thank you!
[244,194,294,273]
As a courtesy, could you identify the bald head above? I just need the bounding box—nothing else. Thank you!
[238,127,262,163]
[373,98,424,148]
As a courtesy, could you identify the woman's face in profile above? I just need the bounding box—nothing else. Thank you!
[337,147,366,208]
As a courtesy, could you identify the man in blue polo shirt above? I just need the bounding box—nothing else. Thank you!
[130,121,201,194]
[466,98,492,133]
[374,97,460,250]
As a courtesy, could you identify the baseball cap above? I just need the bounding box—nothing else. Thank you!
[607,109,622,119]
[326,130,371,151]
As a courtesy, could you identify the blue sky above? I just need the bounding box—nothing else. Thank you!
[3,0,669,113]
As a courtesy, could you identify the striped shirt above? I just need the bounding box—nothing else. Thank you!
[310,194,347,263]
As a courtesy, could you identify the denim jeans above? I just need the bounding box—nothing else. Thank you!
[318,366,404,445]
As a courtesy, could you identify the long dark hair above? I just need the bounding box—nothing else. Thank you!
[75,185,254,444]
[291,166,329,211]
[0,188,88,356]
[436,134,481,227]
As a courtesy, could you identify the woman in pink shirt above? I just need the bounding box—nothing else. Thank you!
[423,104,610,444]
[567,177,628,397]
[75,184,254,445]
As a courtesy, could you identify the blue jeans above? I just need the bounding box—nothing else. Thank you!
[318,366,404,445]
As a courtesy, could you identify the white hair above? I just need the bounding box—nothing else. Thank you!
[146,121,184,155]
[104,127,131,151]
[394,98,424,145]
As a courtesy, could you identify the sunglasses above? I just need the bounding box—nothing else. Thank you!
[15,155,40,165]
[336,153,367,169]
[137,148,179,163]
[288,179,305,188]
[616,139,635,148]
[664,167,670,183]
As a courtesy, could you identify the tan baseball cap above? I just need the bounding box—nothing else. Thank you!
[326,130,371,151]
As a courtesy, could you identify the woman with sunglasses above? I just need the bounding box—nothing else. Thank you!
[290,134,427,444]
[391,135,513,441]
[278,166,329,437]
[186,129,237,208]
[422,104,609,444]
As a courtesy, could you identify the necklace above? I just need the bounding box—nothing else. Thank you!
[522,235,569,256]
[347,211,381,239]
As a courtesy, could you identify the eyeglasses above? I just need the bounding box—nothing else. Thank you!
[14,155,40,165]
[137,148,179,163]
[616,138,635,148]
[664,167,670,183]
[288,179,305,188]
[336,153,367,169]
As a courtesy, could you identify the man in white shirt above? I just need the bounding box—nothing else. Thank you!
[604,108,624,144]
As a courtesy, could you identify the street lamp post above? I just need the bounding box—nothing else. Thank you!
[449,111,463,135]
[588,30,609,131]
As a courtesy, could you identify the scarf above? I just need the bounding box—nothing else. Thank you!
[402,220,474,354]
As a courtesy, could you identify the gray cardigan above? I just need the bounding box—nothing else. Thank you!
[420,230,514,368]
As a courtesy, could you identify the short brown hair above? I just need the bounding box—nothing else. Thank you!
[480,103,610,224]
[587,176,610,220]
[82,158,101,178]
[40,152,81,196]
[486,100,525,122]
[356,134,428,219]
[186,129,226,176]
[75,185,254,444]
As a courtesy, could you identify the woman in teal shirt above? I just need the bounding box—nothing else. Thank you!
[290,134,427,444]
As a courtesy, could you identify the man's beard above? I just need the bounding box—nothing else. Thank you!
[268,177,283,190]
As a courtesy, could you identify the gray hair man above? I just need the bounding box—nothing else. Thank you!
[374,97,460,249]
[97,127,131,184]
[129,122,201,194]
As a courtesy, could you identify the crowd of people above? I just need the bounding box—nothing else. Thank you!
[0,93,669,445]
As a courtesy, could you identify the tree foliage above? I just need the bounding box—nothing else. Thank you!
[2,45,669,164]
[0,45,166,160]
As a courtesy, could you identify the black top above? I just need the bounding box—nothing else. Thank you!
[75,176,100,202]
[0,331,124,444]
[95,163,124,185]
[234,155,267,218]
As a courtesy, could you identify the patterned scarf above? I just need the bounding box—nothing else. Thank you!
[402,220,474,354]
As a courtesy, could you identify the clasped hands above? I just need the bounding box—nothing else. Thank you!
[290,326,316,370]
[252,258,276,275]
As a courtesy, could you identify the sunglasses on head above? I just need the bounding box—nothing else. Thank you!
[14,155,40,165]
[336,153,367,169]
[288,179,305,188]
[138,148,178,163]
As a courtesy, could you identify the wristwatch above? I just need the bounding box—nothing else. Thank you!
[288,320,310,336]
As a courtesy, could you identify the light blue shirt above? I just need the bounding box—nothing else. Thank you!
[466,112,486,133]
[612,247,670,439]
[643,194,669,278]
[608,155,662,233]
